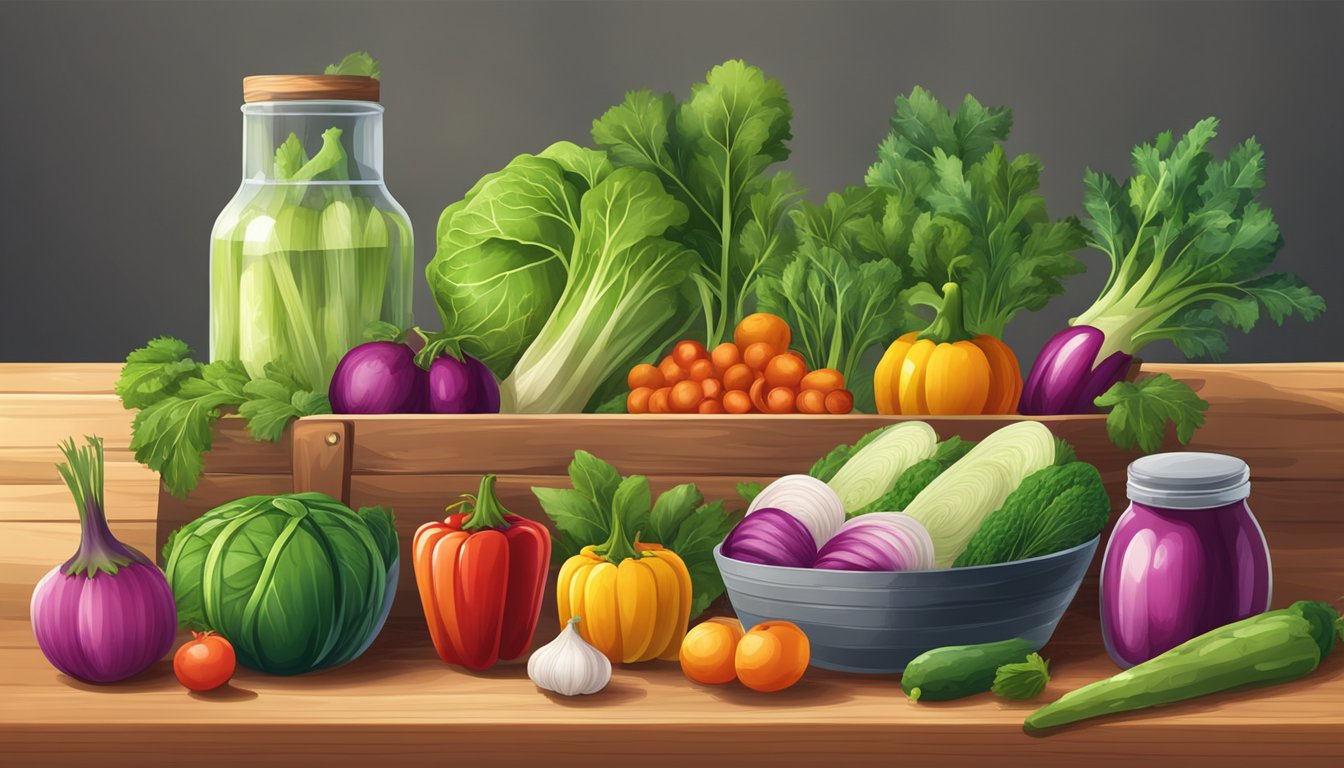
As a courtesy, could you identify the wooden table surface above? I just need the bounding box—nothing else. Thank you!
[1,363,1342,768]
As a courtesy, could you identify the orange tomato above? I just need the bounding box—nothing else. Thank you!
[649,387,672,413]
[673,340,709,369]
[722,363,755,392]
[680,618,745,685]
[698,398,724,414]
[627,363,665,390]
[824,389,854,414]
[688,359,715,382]
[749,377,770,413]
[735,621,810,693]
[722,390,754,414]
[710,343,741,377]
[669,380,704,413]
[795,388,826,414]
[799,368,844,394]
[734,313,791,353]
[173,631,236,692]
[627,386,654,414]
[701,378,724,400]
[743,342,777,372]
[766,386,797,414]
[659,356,689,385]
[764,354,807,389]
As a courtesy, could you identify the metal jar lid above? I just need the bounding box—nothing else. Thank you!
[1126,452,1251,509]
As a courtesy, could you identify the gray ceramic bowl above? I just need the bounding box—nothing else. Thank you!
[714,537,1099,674]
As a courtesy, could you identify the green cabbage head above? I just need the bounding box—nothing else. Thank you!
[161,493,399,675]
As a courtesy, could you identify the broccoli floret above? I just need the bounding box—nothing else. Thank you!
[954,462,1110,567]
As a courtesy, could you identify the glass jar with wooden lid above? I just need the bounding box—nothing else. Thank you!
[210,73,413,389]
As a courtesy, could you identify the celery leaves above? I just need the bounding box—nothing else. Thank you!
[1095,374,1209,453]
[324,52,380,79]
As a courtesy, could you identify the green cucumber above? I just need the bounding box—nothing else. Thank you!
[902,637,1037,701]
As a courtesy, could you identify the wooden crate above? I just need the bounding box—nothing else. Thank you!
[157,413,1131,637]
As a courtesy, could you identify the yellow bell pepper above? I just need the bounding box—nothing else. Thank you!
[556,510,692,664]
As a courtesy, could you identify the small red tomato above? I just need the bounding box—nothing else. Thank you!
[174,631,236,691]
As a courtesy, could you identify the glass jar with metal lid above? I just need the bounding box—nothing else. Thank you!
[1100,451,1271,668]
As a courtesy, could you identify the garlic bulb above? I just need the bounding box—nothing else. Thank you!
[528,617,611,696]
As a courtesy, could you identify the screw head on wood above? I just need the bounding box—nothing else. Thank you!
[325,432,341,446]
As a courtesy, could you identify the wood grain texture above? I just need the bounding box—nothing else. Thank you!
[1,614,1342,768]
[2,362,1343,767]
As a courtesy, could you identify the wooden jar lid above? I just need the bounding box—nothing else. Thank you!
[243,75,380,103]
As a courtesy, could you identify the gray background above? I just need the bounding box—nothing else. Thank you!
[1,0,1339,365]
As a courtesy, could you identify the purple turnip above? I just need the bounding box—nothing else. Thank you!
[329,341,426,414]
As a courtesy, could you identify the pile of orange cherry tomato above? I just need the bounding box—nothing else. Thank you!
[625,313,854,415]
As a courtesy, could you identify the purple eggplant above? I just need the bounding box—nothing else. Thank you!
[721,507,817,568]
[329,341,426,414]
[426,352,501,414]
[1020,326,1132,415]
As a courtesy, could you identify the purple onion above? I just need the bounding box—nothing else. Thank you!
[30,437,177,683]
[329,341,426,414]
[1020,326,1131,415]
[721,507,818,568]
[427,352,501,414]
[814,513,935,572]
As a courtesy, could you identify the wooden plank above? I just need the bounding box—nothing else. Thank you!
[0,451,151,485]
[0,481,159,523]
[328,413,1129,477]
[0,613,1341,768]
[292,419,351,502]
[0,522,157,622]
[0,363,120,394]
[0,395,136,449]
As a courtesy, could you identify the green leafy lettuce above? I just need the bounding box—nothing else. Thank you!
[954,462,1110,567]
[117,337,330,497]
[866,87,1087,340]
[534,451,738,618]
[593,60,799,348]
[325,51,380,79]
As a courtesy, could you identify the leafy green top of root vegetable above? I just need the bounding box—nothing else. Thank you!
[865,87,1087,341]
[116,337,330,497]
[1095,373,1210,453]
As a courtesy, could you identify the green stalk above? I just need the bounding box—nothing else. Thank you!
[594,496,641,565]
[458,475,513,532]
[917,283,975,344]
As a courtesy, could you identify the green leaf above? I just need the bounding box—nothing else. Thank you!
[992,653,1050,700]
[362,321,405,343]
[612,475,652,540]
[533,487,607,554]
[592,60,795,347]
[568,451,621,511]
[736,482,763,506]
[273,134,309,180]
[1095,374,1209,453]
[650,483,703,544]
[130,378,245,497]
[115,336,201,410]
[669,500,738,617]
[324,51,380,79]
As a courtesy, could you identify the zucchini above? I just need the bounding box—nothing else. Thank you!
[902,637,1036,701]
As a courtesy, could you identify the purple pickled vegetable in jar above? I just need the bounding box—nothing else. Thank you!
[1100,452,1271,669]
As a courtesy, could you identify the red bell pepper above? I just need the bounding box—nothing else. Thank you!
[412,474,551,670]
